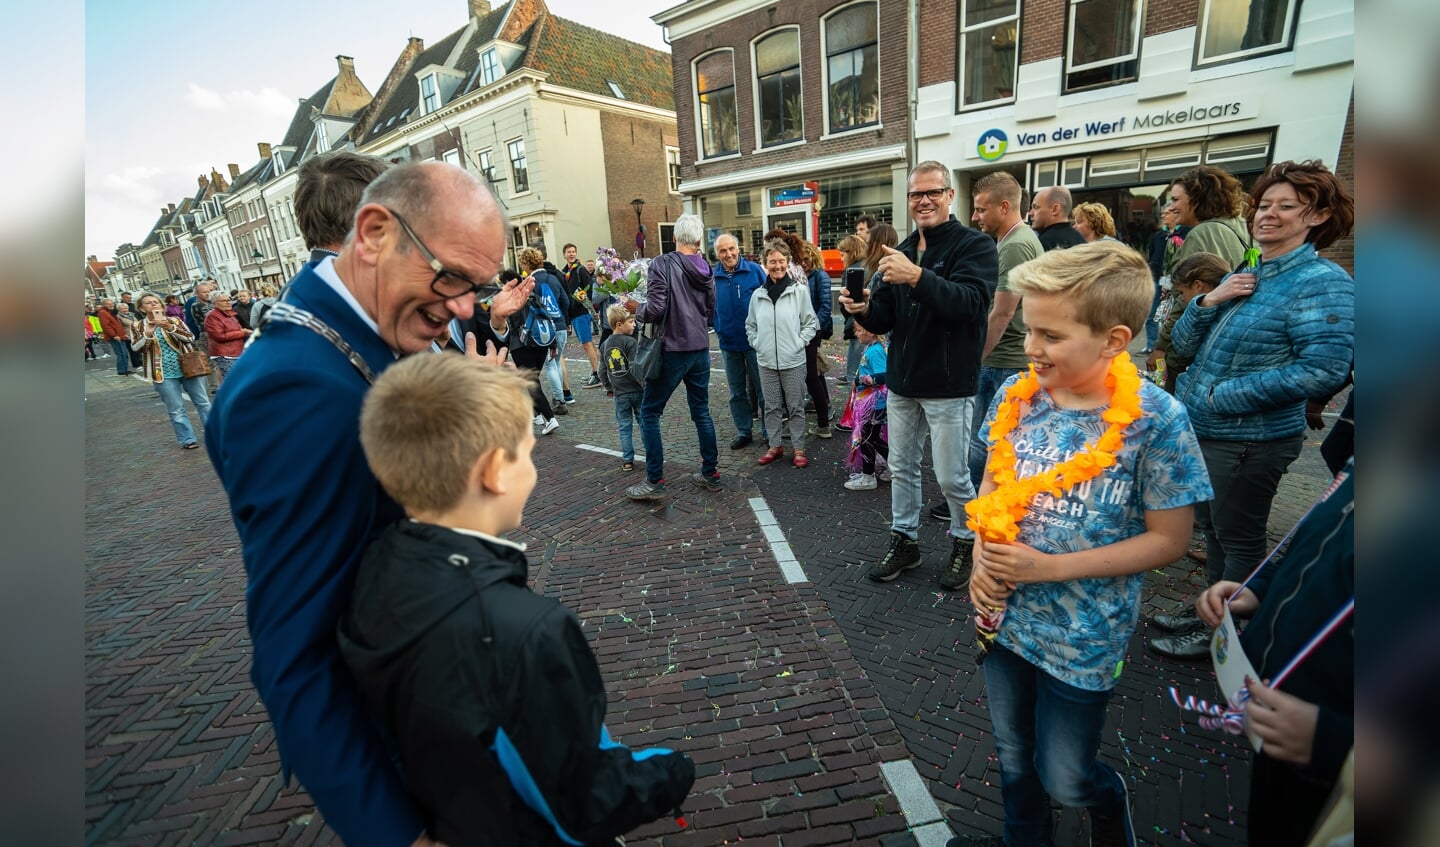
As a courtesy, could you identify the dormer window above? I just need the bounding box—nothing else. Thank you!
[481,49,502,86]
[606,80,626,99]
[316,120,330,153]
[421,74,441,114]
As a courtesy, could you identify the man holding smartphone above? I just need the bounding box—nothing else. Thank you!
[838,161,998,590]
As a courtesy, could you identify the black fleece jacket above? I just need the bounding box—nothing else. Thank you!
[856,216,998,398]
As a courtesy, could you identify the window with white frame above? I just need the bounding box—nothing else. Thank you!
[1065,0,1144,92]
[443,148,461,167]
[480,49,501,85]
[755,29,803,146]
[825,2,879,132]
[666,147,682,193]
[421,74,441,114]
[606,80,626,99]
[1196,0,1297,65]
[507,139,529,193]
[477,149,496,184]
[316,120,330,153]
[958,0,1020,109]
[694,50,739,158]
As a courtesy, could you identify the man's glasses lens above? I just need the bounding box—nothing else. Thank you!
[432,271,480,298]
[907,189,950,202]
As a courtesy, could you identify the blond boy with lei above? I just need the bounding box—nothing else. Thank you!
[957,241,1213,847]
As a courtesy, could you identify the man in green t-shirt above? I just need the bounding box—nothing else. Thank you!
[967,171,1044,489]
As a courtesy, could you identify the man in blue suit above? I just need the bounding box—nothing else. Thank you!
[206,161,531,847]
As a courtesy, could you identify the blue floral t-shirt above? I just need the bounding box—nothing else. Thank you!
[984,376,1212,691]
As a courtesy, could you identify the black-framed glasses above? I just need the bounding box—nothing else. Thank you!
[387,208,483,299]
[906,188,952,203]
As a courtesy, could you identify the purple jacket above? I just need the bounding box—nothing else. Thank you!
[639,251,715,353]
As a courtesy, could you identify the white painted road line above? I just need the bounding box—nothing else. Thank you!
[748,496,809,584]
[575,443,645,462]
[879,760,951,835]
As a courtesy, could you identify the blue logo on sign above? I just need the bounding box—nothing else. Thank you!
[977,129,1008,162]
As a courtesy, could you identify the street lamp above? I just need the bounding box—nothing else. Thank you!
[630,198,645,255]
[252,249,264,287]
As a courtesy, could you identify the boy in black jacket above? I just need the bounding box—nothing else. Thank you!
[339,354,694,847]
[599,305,644,471]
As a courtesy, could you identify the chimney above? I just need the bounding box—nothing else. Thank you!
[469,0,491,18]
[211,168,229,193]
[198,175,208,190]
[87,255,97,263]
[337,54,356,74]
[228,163,241,181]
[258,142,273,159]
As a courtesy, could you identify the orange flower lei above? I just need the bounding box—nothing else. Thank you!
[964,352,1145,544]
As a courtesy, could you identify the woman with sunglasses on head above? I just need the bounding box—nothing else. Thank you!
[132,291,213,449]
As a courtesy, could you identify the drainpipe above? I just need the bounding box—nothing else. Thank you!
[906,0,919,232]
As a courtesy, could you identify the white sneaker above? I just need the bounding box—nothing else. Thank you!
[878,468,892,483]
[534,414,545,426]
[541,418,560,436]
[845,473,878,491]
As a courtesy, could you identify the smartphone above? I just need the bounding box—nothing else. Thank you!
[844,267,866,302]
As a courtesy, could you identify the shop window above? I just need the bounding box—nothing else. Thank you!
[736,190,753,217]
[660,223,676,255]
[958,0,1020,110]
[1141,141,1203,183]
[754,29,803,147]
[1197,0,1298,65]
[1064,0,1144,92]
[1088,150,1141,187]
[1062,158,1087,187]
[824,2,879,132]
[694,50,739,158]
[1203,131,1273,174]
[1033,161,1059,190]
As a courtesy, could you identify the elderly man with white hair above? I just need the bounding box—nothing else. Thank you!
[711,233,768,450]
[626,214,721,500]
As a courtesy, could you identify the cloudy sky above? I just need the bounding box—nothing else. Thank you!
[85,0,676,259]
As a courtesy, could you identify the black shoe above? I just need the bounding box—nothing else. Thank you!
[1151,609,1204,633]
[1089,777,1136,847]
[929,501,951,521]
[866,531,921,582]
[551,402,569,415]
[689,471,723,492]
[581,374,603,388]
[947,838,1004,847]
[1147,627,1211,660]
[939,537,974,590]
[729,435,753,450]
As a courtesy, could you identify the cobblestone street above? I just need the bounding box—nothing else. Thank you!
[85,338,1341,845]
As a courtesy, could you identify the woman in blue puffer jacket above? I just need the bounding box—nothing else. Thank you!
[1170,160,1354,590]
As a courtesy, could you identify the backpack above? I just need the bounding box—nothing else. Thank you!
[522,274,565,347]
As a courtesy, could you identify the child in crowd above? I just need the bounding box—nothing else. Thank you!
[339,354,694,847]
[843,325,888,491]
[600,304,644,471]
[1148,252,1228,393]
[958,241,1213,847]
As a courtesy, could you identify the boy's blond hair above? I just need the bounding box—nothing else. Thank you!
[360,354,534,514]
[1008,240,1152,335]
[606,305,632,327]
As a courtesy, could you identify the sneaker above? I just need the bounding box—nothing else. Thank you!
[844,473,877,491]
[947,837,1005,847]
[929,501,951,521]
[877,468,892,483]
[866,531,921,582]
[809,425,833,440]
[1151,608,1205,633]
[939,537,974,590]
[540,418,560,436]
[1089,776,1136,847]
[563,392,577,404]
[534,414,545,426]
[581,374,603,388]
[1147,627,1211,660]
[551,402,569,416]
[689,471,723,492]
[833,422,852,432]
[626,479,668,501]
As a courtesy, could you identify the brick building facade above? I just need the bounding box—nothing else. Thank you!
[655,0,912,255]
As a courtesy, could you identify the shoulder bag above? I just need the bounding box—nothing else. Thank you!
[631,311,666,382]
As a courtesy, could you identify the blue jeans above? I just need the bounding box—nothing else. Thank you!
[845,337,862,386]
[109,339,131,374]
[985,644,1129,847]
[154,376,212,446]
[640,349,718,483]
[543,329,569,399]
[720,348,766,440]
[1144,281,1162,350]
[614,391,642,461]
[968,365,1028,489]
[886,392,976,540]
